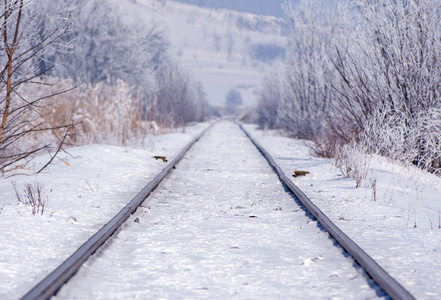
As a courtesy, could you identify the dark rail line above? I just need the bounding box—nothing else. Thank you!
[238,123,415,300]
[21,121,414,300]
[20,124,214,300]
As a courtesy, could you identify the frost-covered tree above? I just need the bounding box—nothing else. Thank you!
[38,0,209,128]
[226,88,242,107]
[274,0,339,139]
[194,83,211,122]
[333,0,441,170]
[0,0,74,171]
[256,66,283,129]
[154,61,202,127]
[225,88,242,115]
[47,0,168,95]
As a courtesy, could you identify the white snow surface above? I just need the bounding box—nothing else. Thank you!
[133,0,286,107]
[0,123,210,299]
[0,120,439,299]
[243,124,441,299]
[54,121,379,299]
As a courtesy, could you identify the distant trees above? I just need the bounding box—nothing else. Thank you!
[256,67,282,129]
[257,0,441,174]
[154,61,209,127]
[225,88,242,115]
[52,0,168,83]
[1,0,211,172]
[251,44,285,63]
[51,0,209,128]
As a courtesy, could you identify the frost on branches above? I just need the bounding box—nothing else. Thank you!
[257,0,441,174]
[0,0,74,172]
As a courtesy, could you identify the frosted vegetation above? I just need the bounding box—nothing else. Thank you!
[257,0,441,182]
[0,0,211,172]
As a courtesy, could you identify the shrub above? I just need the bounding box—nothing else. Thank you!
[12,181,47,216]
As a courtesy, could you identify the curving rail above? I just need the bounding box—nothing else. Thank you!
[238,123,415,300]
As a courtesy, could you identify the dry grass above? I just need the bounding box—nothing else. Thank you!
[37,78,160,147]
[12,181,47,216]
[2,76,179,172]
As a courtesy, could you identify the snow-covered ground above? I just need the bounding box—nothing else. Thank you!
[0,123,211,299]
[244,124,441,299]
[54,121,380,299]
[1,120,440,299]
[134,0,286,107]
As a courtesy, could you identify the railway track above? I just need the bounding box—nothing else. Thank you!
[21,121,414,300]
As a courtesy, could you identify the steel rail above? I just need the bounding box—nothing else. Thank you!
[20,123,215,300]
[239,123,415,300]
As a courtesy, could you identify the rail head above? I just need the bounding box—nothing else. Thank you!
[238,123,415,300]
[20,121,414,300]
[20,122,215,300]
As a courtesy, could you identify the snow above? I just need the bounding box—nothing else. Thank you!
[172,0,285,17]
[3,0,439,298]
[134,0,286,107]
[244,124,441,299]
[1,121,440,299]
[0,123,210,299]
[54,121,379,299]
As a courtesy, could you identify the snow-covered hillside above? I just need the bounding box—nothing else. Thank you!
[135,0,287,106]
[172,0,285,17]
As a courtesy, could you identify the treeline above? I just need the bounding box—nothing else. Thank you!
[257,0,441,177]
[0,0,210,171]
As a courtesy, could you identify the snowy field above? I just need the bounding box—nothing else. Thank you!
[0,120,440,299]
[54,121,380,299]
[0,123,211,299]
[244,124,441,299]
[135,0,286,106]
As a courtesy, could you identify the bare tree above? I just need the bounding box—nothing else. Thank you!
[0,0,74,171]
[276,0,338,139]
[154,60,201,127]
[256,66,283,129]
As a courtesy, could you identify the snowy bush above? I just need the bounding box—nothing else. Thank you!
[361,106,441,174]
[257,0,441,173]
[256,66,283,130]
[37,78,156,147]
[335,142,371,188]
[12,181,47,216]
[331,0,441,137]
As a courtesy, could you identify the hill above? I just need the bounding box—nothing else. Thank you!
[135,0,287,106]
[171,0,285,17]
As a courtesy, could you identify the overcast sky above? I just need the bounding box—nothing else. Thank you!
[172,0,286,17]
